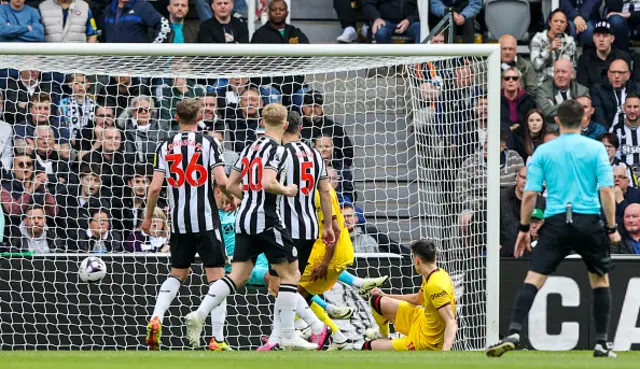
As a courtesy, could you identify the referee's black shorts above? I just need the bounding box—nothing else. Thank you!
[170,229,226,269]
[293,239,316,275]
[530,213,612,276]
[234,224,298,266]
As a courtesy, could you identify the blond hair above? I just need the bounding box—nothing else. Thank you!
[176,98,201,124]
[262,103,287,127]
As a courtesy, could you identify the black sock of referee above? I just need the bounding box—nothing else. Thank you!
[507,283,539,336]
[593,287,612,346]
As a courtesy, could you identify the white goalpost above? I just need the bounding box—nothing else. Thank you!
[0,43,500,350]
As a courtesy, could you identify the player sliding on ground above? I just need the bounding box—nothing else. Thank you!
[486,100,620,359]
[184,103,335,350]
[362,239,457,352]
[142,99,236,350]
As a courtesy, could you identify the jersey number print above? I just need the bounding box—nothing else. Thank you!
[241,157,264,191]
[300,161,314,195]
[167,152,207,187]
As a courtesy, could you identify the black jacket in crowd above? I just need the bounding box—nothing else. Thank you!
[500,185,546,257]
[611,227,640,255]
[500,91,538,128]
[363,0,419,24]
[576,47,631,88]
[197,16,249,44]
[590,80,639,129]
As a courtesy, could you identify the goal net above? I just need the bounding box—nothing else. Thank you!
[0,44,499,350]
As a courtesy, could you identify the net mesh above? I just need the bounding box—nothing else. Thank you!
[0,51,489,350]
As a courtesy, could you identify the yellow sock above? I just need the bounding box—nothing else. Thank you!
[370,301,390,338]
[310,302,339,334]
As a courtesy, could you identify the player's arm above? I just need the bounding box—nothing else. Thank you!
[262,168,297,196]
[227,168,244,199]
[372,288,420,305]
[212,165,236,201]
[437,303,457,351]
[142,170,165,233]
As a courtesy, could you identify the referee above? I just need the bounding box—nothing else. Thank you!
[486,100,621,359]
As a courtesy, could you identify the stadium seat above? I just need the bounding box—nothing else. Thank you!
[484,0,531,41]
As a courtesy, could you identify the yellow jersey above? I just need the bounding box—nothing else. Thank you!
[420,268,456,344]
[312,187,354,269]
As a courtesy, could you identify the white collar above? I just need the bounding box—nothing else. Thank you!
[86,228,109,240]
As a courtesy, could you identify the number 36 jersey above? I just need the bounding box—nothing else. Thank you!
[233,136,288,235]
[154,131,224,234]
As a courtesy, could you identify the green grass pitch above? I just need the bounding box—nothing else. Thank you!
[2,351,639,369]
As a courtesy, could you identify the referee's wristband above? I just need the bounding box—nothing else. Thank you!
[606,225,617,234]
[518,223,530,232]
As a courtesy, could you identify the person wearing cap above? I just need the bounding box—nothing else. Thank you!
[577,21,631,88]
[560,0,601,47]
[529,208,545,249]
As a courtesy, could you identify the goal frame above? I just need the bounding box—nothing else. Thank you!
[0,42,501,347]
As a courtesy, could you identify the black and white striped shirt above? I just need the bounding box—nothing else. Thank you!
[154,131,224,234]
[280,141,327,240]
[233,136,287,235]
[611,122,640,167]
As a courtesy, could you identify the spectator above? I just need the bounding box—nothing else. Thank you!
[576,96,607,139]
[72,208,122,252]
[611,95,640,171]
[342,203,379,253]
[0,91,12,174]
[250,0,308,108]
[118,166,152,231]
[591,59,637,129]
[58,73,96,147]
[193,0,246,21]
[499,166,546,257]
[39,0,98,42]
[76,105,115,160]
[613,203,640,254]
[212,76,250,120]
[8,204,58,253]
[334,0,358,43]
[197,0,248,44]
[510,109,547,162]
[81,126,134,196]
[227,87,263,153]
[576,21,630,88]
[13,93,71,159]
[365,0,420,44]
[314,133,355,201]
[600,132,638,187]
[614,165,640,225]
[560,0,601,47]
[415,32,446,108]
[454,95,500,161]
[159,78,205,122]
[500,67,537,131]
[97,76,151,118]
[0,0,44,42]
[197,92,221,132]
[123,96,171,165]
[429,0,480,44]
[124,207,170,252]
[536,59,589,129]
[3,69,57,125]
[0,153,57,239]
[101,0,170,43]
[606,0,640,51]
[166,0,198,43]
[500,34,538,95]
[530,9,577,84]
[33,125,72,192]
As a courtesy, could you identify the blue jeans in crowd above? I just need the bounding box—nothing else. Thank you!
[567,19,595,47]
[193,0,247,21]
[608,14,640,51]
[374,21,420,44]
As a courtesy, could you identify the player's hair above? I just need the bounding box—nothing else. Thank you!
[557,99,584,129]
[285,110,303,134]
[176,98,201,124]
[410,239,437,263]
[599,132,619,148]
[262,103,287,127]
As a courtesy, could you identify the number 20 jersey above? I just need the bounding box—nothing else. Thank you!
[154,131,224,234]
[233,136,288,235]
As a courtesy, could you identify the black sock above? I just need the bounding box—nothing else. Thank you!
[362,341,372,350]
[593,287,611,345]
[508,283,539,335]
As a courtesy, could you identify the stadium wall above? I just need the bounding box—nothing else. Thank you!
[500,256,640,351]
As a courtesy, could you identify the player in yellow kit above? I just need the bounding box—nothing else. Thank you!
[362,239,457,351]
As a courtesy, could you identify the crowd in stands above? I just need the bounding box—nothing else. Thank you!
[2,0,640,256]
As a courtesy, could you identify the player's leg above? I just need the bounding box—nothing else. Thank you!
[311,295,353,320]
[487,215,569,357]
[146,233,194,349]
[362,300,422,351]
[368,294,403,339]
[338,270,390,297]
[589,273,616,357]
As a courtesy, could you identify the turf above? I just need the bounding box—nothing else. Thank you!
[2,351,639,369]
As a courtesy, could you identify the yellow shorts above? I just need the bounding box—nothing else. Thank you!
[391,302,443,351]
[298,239,354,295]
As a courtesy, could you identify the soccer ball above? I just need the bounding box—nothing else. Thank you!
[78,257,108,283]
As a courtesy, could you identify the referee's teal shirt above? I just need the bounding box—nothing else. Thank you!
[525,133,614,217]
